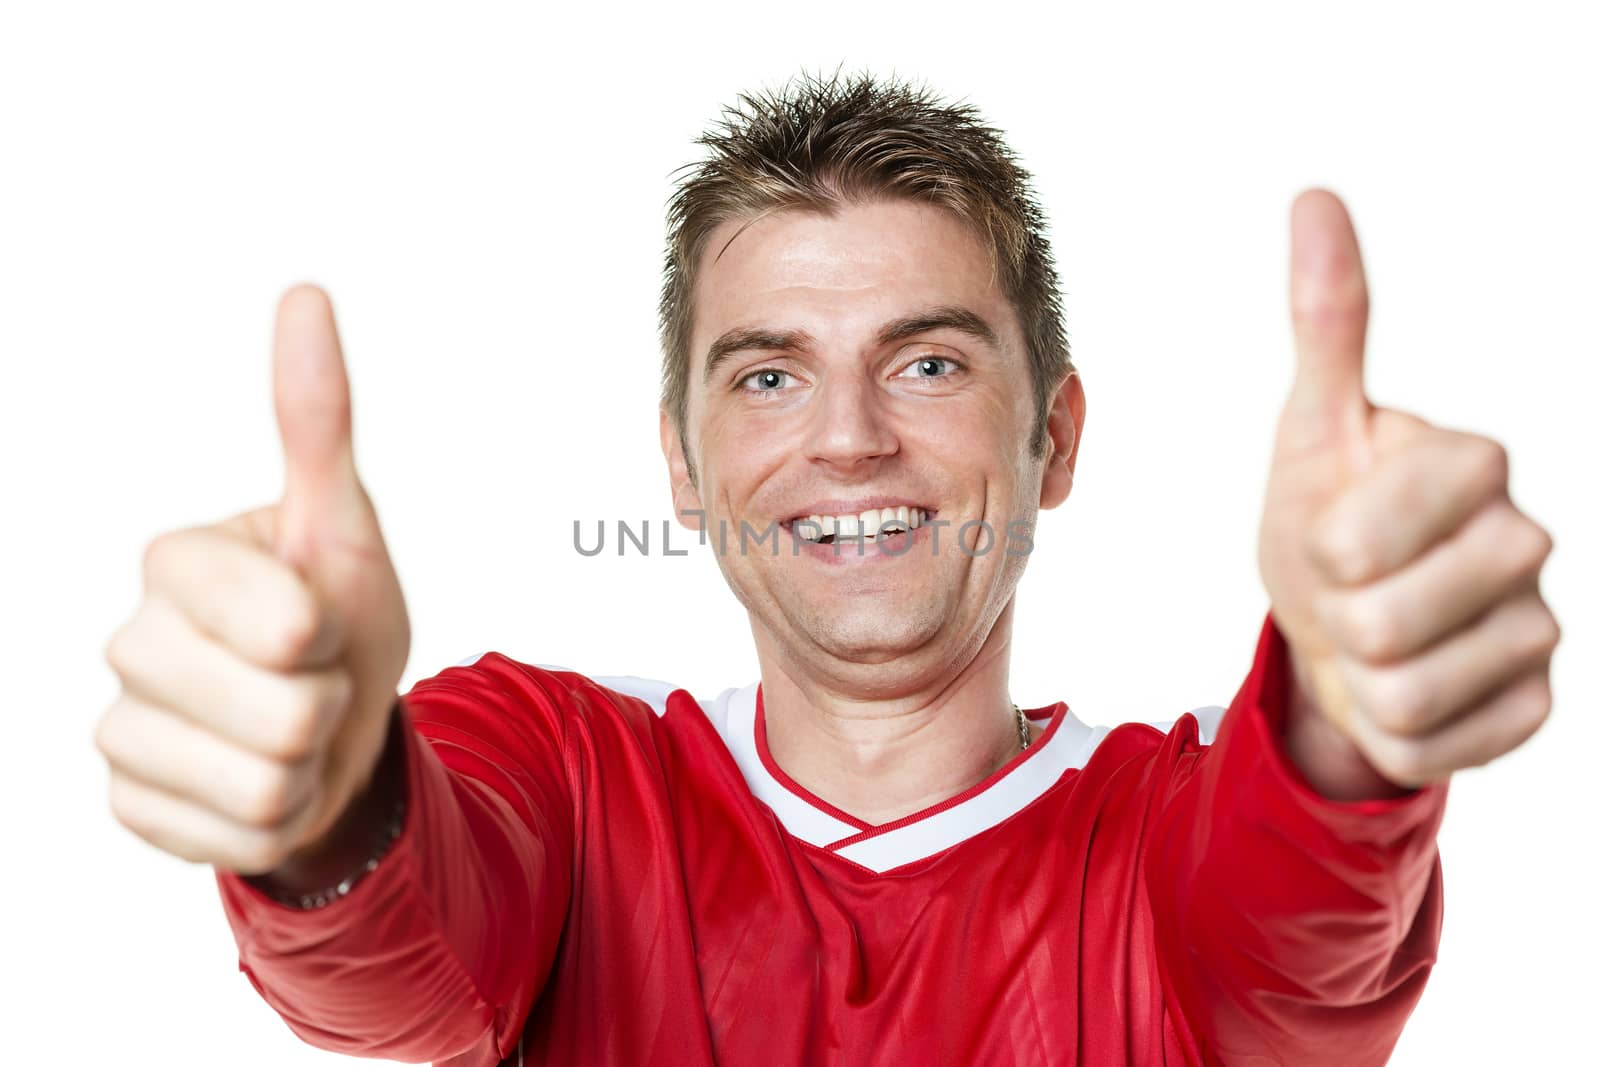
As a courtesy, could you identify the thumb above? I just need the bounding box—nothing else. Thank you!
[1286,189,1373,457]
[271,284,375,577]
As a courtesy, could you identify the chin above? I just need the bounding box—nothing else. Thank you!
[793,604,949,666]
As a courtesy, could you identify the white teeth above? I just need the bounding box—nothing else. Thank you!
[794,515,833,542]
[878,506,909,535]
[792,506,931,542]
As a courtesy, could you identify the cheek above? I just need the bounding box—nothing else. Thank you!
[919,411,986,453]
[706,393,812,457]
[939,379,1021,438]
[697,409,780,508]
[912,401,1013,476]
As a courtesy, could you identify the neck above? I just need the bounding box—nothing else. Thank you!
[754,603,1025,827]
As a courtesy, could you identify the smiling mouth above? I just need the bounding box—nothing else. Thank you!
[782,506,936,545]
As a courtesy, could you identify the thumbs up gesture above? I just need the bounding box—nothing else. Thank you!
[97,286,411,874]
[1258,191,1560,794]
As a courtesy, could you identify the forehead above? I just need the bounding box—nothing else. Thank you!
[690,199,1014,365]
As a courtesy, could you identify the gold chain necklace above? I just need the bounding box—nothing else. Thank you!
[1012,703,1032,752]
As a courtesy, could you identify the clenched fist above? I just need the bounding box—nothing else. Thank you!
[96,285,411,875]
[1259,190,1560,794]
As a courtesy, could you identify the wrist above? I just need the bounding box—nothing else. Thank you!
[1283,651,1413,802]
[244,698,409,908]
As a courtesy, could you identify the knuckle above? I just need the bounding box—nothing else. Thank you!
[1502,525,1553,588]
[1344,594,1405,662]
[1366,669,1431,735]
[268,596,323,668]
[1485,682,1553,766]
[1470,437,1510,493]
[1512,676,1554,735]
[266,712,319,763]
[140,528,190,589]
[241,765,303,830]
[1293,292,1368,334]
[1545,610,1563,653]
[92,705,125,762]
[266,675,344,760]
[107,776,153,839]
[1522,522,1555,572]
[1524,605,1562,662]
[139,532,171,586]
[231,835,293,876]
[1310,517,1378,585]
[1473,676,1552,769]
[1373,739,1431,788]
[103,619,140,678]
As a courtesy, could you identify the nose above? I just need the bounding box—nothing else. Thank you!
[803,372,899,469]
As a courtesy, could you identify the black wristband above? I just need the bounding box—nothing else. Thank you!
[260,789,406,910]
[247,700,410,910]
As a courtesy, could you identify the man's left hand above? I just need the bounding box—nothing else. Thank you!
[1256,189,1560,795]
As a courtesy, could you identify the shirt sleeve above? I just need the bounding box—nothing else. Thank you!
[214,654,578,1065]
[1144,611,1448,1066]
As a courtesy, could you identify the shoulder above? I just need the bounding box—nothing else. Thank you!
[1068,703,1227,759]
[1060,703,1229,788]
[415,655,754,826]
[422,650,707,732]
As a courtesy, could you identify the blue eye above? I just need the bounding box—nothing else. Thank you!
[900,356,960,379]
[739,369,793,392]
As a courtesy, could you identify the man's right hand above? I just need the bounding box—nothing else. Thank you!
[96,285,412,876]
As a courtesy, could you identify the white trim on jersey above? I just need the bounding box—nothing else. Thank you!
[709,682,1230,874]
[710,682,865,846]
[1157,705,1226,747]
[835,707,1085,872]
[585,674,678,718]
[452,656,681,718]
[835,703,1227,873]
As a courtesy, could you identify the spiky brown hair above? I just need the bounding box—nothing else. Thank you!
[659,69,1072,477]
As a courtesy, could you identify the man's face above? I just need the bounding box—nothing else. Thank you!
[663,198,1081,683]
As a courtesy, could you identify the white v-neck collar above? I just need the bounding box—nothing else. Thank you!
[704,681,1104,874]
[706,681,864,845]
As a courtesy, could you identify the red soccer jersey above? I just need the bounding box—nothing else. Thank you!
[216,612,1446,1066]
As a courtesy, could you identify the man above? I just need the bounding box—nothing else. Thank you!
[96,73,1559,1065]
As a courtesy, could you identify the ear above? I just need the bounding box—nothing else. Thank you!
[1039,370,1085,510]
[660,407,705,533]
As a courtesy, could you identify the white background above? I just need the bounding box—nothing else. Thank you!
[2,2,1595,1063]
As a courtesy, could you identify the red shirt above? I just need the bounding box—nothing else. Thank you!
[216,612,1446,1065]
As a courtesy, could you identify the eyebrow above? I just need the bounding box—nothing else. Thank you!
[701,305,1001,384]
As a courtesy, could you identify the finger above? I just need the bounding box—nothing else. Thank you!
[1337,589,1561,736]
[1309,430,1511,585]
[141,524,343,669]
[272,284,368,570]
[1314,498,1553,663]
[1286,188,1372,448]
[106,768,320,875]
[104,597,353,760]
[1344,665,1553,787]
[216,503,281,551]
[96,694,321,829]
